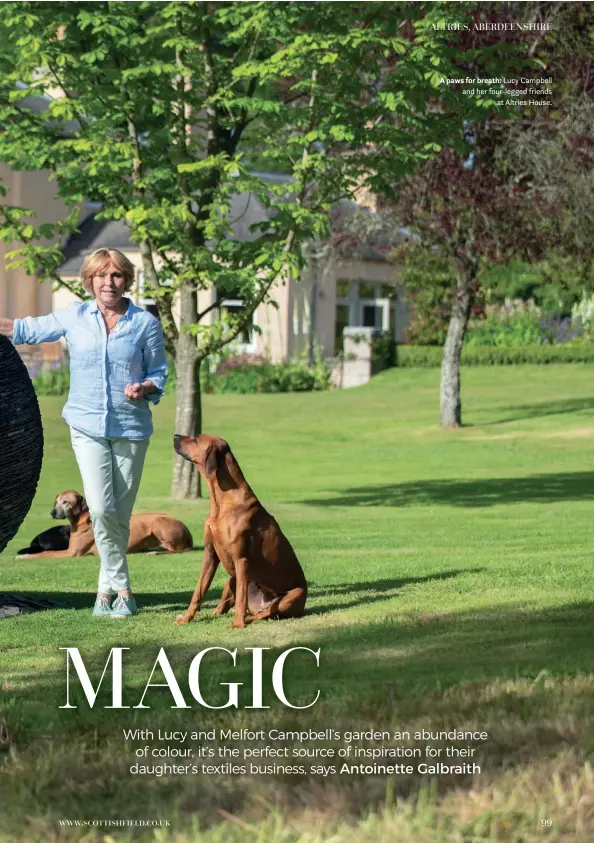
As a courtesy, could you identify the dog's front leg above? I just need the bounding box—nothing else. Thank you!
[231,557,249,629]
[175,527,219,625]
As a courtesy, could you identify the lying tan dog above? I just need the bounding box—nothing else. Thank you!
[173,434,307,628]
[17,490,193,558]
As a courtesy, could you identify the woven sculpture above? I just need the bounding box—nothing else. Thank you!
[0,335,43,553]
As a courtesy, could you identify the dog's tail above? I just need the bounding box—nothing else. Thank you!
[16,545,40,555]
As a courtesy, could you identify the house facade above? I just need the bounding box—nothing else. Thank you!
[0,163,69,371]
[2,167,410,370]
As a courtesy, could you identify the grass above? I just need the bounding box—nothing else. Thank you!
[2,364,594,841]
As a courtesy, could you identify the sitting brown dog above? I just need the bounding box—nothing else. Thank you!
[17,490,193,558]
[173,434,307,628]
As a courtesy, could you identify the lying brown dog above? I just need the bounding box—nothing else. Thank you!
[173,434,307,628]
[17,490,193,558]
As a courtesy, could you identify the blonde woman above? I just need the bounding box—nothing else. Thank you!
[0,247,167,617]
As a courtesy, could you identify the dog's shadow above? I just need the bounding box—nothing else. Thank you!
[304,568,481,615]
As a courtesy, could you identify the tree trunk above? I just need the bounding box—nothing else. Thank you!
[440,274,473,429]
[308,273,318,367]
[171,282,202,498]
[171,347,202,499]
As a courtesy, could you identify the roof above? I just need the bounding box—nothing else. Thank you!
[59,187,280,275]
[59,177,398,274]
[60,216,138,275]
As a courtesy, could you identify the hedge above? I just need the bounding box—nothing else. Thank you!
[205,361,330,394]
[395,344,594,368]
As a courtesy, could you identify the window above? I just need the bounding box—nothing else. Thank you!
[335,280,398,350]
[362,304,382,329]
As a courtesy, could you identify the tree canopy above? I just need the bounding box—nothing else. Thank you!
[0,1,509,494]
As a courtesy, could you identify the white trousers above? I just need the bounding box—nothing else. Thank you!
[69,427,150,595]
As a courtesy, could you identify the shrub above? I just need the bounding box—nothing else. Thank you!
[217,352,267,374]
[215,364,269,394]
[540,314,587,345]
[465,311,543,348]
[32,366,70,396]
[482,255,594,317]
[571,292,594,332]
[271,362,328,392]
[371,332,396,373]
[210,361,329,394]
[200,350,331,395]
[396,345,444,368]
[465,309,592,348]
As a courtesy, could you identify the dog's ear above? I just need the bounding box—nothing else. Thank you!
[204,444,219,479]
[73,494,88,515]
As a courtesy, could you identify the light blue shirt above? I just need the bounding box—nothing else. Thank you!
[13,299,167,440]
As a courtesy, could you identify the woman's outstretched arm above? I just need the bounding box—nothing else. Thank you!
[11,311,70,345]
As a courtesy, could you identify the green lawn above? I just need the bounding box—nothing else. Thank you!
[1,365,594,842]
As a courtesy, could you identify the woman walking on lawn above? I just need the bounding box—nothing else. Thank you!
[0,247,167,617]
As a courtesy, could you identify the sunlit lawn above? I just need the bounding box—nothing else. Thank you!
[1,364,594,842]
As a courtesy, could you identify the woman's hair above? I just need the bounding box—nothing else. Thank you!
[80,248,136,293]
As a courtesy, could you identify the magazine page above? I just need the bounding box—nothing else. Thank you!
[0,2,592,841]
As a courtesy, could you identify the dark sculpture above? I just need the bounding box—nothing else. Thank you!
[0,336,43,552]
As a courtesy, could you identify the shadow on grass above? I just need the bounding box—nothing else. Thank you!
[486,396,594,426]
[306,569,481,614]
[0,590,191,612]
[1,601,594,835]
[0,569,481,617]
[3,602,593,736]
[301,471,594,508]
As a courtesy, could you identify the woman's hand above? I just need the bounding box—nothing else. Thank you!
[124,380,157,401]
[0,318,14,338]
[124,382,146,401]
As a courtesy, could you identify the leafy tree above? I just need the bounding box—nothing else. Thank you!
[391,130,547,428]
[382,5,562,427]
[0,1,500,495]
[388,2,594,428]
[501,2,594,284]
